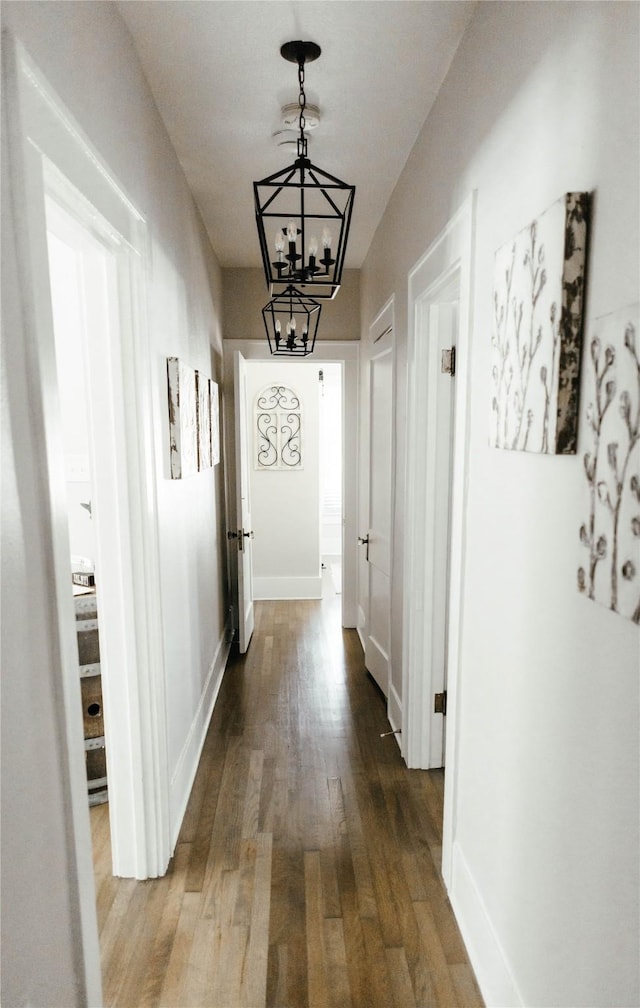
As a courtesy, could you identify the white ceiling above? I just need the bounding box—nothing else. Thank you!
[117,0,476,269]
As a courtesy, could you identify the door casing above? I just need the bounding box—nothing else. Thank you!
[5,38,170,890]
[403,193,476,889]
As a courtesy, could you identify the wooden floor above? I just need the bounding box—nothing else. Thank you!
[91,592,483,1008]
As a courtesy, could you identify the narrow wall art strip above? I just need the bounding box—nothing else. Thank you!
[167,356,198,479]
[578,304,640,624]
[167,358,219,477]
[490,192,590,454]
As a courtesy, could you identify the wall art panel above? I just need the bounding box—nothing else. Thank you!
[490,192,590,454]
[196,370,212,471]
[255,385,302,469]
[210,380,220,466]
[167,356,198,479]
[578,304,640,624]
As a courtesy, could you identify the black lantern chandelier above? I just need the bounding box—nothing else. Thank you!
[261,284,321,356]
[254,40,355,302]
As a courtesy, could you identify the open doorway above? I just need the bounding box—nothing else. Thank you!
[45,205,109,817]
[223,341,358,629]
[242,359,344,605]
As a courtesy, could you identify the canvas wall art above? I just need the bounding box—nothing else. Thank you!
[196,370,212,471]
[490,192,590,454]
[578,304,640,624]
[167,357,198,479]
[210,380,220,466]
[167,358,219,478]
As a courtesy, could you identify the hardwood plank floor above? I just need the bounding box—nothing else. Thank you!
[92,594,483,1007]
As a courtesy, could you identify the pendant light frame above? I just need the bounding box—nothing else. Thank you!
[254,40,355,301]
[261,284,321,356]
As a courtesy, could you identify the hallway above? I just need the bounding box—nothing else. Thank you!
[92,594,483,1007]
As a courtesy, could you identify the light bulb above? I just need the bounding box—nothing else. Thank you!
[275,319,281,334]
[309,236,318,257]
[290,316,297,331]
[322,227,331,249]
[287,220,298,242]
[274,231,285,253]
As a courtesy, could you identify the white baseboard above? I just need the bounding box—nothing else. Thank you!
[449,842,523,1008]
[169,618,232,850]
[253,575,322,599]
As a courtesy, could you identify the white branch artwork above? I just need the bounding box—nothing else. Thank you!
[490,192,590,454]
[578,304,640,624]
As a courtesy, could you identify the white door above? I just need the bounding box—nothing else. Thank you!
[359,302,394,698]
[232,351,255,652]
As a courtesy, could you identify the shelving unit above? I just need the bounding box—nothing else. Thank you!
[74,588,108,806]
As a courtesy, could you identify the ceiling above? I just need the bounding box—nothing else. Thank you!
[117,1,476,270]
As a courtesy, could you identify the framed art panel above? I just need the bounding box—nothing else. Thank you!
[490,192,590,454]
[578,304,639,623]
[167,356,198,478]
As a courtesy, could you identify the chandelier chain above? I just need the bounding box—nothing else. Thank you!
[297,60,306,137]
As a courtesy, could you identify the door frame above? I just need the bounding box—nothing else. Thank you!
[5,37,170,885]
[223,339,359,628]
[403,193,476,887]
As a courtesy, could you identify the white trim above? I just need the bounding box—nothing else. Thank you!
[403,193,476,890]
[8,38,170,882]
[450,843,524,1007]
[253,576,323,600]
[223,340,359,627]
[169,618,233,848]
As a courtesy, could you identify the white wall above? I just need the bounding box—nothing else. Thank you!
[1,2,229,1003]
[246,361,321,599]
[361,3,639,1006]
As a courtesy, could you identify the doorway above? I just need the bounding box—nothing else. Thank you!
[223,341,359,631]
[5,39,170,887]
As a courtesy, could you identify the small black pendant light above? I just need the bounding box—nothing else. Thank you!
[261,284,321,357]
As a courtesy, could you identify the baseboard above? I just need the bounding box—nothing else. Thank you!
[169,618,232,850]
[253,575,322,599]
[449,842,523,1008]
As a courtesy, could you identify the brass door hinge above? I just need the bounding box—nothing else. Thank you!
[434,691,448,715]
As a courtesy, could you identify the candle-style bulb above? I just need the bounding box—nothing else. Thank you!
[309,236,318,257]
[287,220,298,242]
[322,227,331,249]
[290,316,296,331]
[275,231,285,253]
[275,319,281,334]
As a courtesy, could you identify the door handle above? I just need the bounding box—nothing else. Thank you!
[358,534,370,561]
[227,529,254,551]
